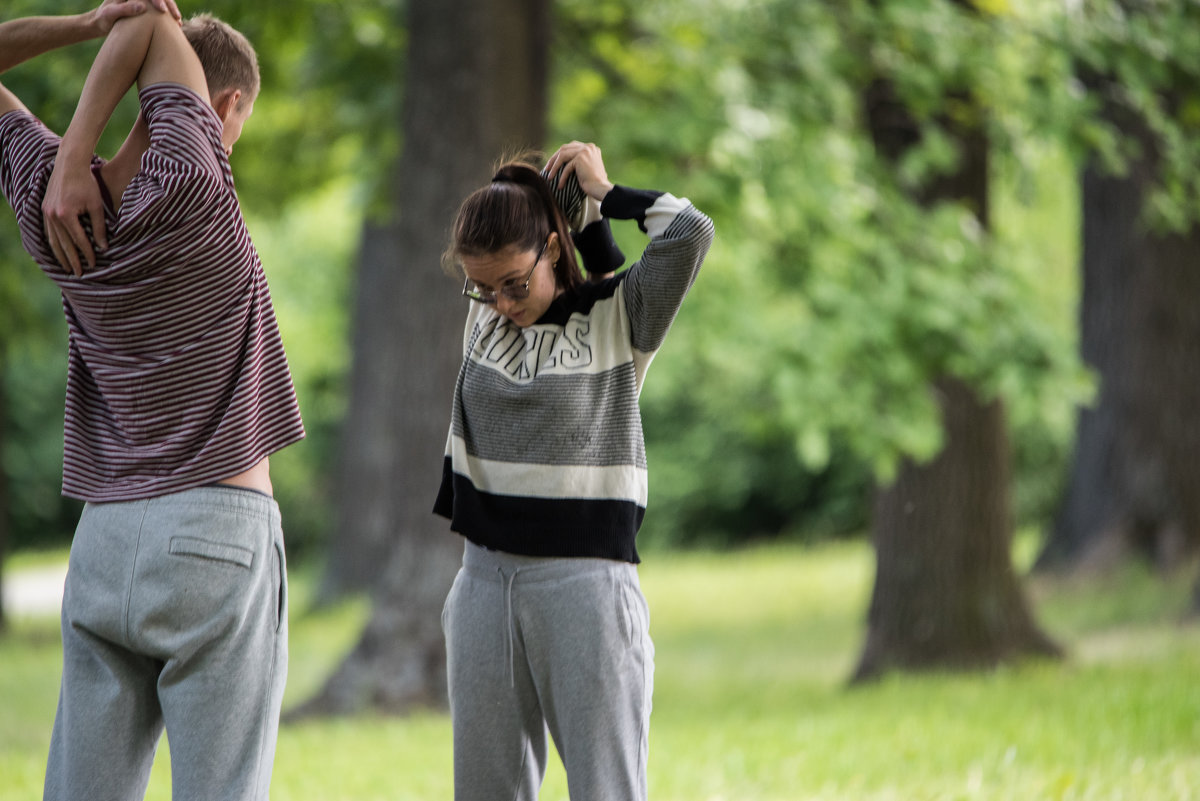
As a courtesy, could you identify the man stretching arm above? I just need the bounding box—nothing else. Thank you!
[0,0,181,270]
[0,0,178,78]
[0,3,305,800]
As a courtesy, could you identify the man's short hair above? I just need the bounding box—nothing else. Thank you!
[182,14,260,108]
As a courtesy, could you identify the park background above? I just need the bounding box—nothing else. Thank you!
[2,0,1200,798]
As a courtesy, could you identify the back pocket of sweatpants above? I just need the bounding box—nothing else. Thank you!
[169,536,254,569]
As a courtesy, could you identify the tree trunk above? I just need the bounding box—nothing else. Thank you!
[1038,112,1200,579]
[854,379,1061,680]
[296,0,548,715]
[853,75,1059,682]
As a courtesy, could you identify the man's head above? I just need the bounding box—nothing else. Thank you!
[182,13,258,154]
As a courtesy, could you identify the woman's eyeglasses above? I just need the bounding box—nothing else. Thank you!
[462,240,548,304]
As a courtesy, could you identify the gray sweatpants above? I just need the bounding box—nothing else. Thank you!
[443,541,655,801]
[43,486,288,801]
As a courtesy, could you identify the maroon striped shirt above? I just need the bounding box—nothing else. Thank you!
[0,83,304,501]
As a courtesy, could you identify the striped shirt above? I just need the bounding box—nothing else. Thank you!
[0,83,304,501]
[433,186,714,562]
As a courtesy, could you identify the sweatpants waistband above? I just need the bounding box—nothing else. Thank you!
[462,540,634,584]
[83,485,281,525]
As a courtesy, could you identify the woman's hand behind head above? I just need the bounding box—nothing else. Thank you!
[545,142,615,202]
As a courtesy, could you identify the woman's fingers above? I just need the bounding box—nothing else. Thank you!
[546,141,591,185]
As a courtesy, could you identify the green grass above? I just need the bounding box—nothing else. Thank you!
[3,541,1199,800]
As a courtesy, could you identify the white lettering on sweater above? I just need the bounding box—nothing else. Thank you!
[474,317,593,380]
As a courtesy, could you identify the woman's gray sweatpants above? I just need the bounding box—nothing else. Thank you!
[443,541,655,801]
[42,486,288,801]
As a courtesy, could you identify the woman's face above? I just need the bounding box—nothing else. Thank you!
[462,233,562,327]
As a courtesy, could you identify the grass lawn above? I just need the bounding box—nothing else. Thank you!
[2,540,1198,800]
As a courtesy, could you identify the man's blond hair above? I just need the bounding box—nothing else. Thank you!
[182,14,259,109]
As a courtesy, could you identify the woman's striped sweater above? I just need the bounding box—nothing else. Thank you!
[434,185,715,563]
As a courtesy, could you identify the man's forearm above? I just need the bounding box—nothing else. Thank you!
[57,14,157,168]
[0,14,102,74]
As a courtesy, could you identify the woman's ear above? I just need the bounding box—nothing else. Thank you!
[547,231,562,265]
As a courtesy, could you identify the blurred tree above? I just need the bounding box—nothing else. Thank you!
[852,60,1059,680]
[549,0,1087,550]
[293,0,549,714]
[1039,2,1200,597]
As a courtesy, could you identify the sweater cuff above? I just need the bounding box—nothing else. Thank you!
[572,219,625,275]
[599,185,665,233]
[543,165,585,230]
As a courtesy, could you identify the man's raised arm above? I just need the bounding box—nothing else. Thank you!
[0,1,179,118]
[42,2,196,276]
[0,1,180,76]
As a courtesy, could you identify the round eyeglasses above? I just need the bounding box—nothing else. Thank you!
[461,239,548,304]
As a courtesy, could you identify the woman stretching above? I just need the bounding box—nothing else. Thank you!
[435,140,714,801]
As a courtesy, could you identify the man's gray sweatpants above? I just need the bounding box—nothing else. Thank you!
[443,541,655,801]
[43,486,288,801]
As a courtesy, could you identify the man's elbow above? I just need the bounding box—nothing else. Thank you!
[0,82,27,118]
[132,12,207,101]
[105,10,159,62]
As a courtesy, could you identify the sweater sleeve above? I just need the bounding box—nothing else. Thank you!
[572,218,625,275]
[602,185,715,354]
[544,163,625,275]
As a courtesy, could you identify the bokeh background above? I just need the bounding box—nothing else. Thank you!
[2,1,1199,798]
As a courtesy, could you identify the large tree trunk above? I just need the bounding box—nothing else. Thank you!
[853,74,1059,682]
[1038,112,1200,578]
[296,0,548,715]
[854,379,1060,680]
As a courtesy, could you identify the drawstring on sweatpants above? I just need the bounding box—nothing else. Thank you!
[499,566,520,687]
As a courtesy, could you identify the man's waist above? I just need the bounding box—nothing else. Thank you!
[214,456,272,497]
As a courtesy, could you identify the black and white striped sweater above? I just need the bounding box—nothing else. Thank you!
[434,185,715,562]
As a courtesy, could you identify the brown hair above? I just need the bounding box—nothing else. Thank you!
[183,14,260,109]
[445,157,584,293]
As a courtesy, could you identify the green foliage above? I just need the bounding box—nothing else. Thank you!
[195,0,404,215]
[0,215,81,549]
[4,543,1199,799]
[1,339,85,549]
[1061,0,1200,232]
